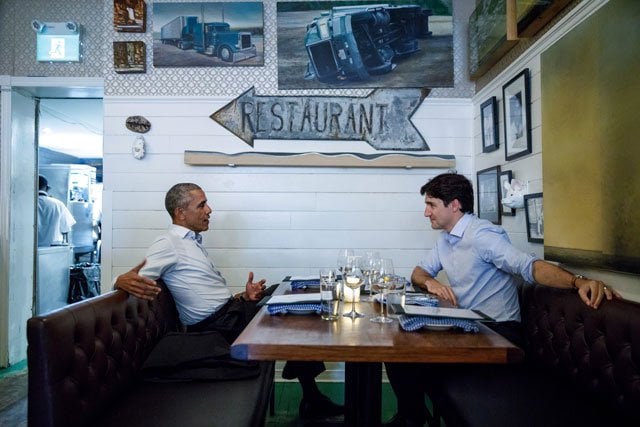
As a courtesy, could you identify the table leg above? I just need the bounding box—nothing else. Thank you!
[344,362,382,427]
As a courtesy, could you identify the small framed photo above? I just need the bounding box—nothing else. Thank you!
[524,192,544,243]
[503,69,532,161]
[499,170,515,216]
[476,165,501,225]
[113,41,146,73]
[480,96,499,153]
[114,0,146,33]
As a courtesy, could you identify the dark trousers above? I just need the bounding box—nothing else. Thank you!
[187,292,325,380]
[385,321,524,423]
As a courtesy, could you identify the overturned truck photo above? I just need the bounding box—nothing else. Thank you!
[304,4,432,83]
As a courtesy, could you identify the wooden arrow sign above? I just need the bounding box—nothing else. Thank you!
[210,87,430,150]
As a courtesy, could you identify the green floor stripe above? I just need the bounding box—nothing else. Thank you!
[266,382,398,425]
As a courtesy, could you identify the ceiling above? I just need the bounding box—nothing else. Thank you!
[38,98,103,159]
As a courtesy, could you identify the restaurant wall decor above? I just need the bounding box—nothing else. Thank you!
[114,0,146,33]
[276,0,453,90]
[152,2,264,67]
[476,165,501,225]
[480,96,499,153]
[524,192,544,244]
[210,86,430,150]
[502,68,531,161]
[113,41,146,73]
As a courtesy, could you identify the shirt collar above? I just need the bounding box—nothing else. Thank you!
[169,224,202,244]
[446,213,473,244]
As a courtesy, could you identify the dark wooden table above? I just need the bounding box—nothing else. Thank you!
[231,283,523,426]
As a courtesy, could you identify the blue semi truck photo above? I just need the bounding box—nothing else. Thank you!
[160,15,256,62]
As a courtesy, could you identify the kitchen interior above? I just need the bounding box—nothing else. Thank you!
[36,98,103,315]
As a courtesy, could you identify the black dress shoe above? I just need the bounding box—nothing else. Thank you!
[382,413,425,427]
[299,394,344,419]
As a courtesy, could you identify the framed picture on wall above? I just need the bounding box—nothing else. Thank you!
[499,170,515,216]
[503,68,532,161]
[524,192,544,243]
[276,1,453,90]
[153,2,264,67]
[480,96,499,153]
[476,165,501,225]
[114,0,147,32]
[113,41,146,73]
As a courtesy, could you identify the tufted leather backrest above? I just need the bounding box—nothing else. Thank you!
[520,284,640,422]
[27,281,181,427]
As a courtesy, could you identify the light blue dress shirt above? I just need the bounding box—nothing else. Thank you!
[418,213,538,322]
[140,224,233,325]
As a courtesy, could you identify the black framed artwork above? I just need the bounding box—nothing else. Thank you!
[476,165,501,225]
[503,68,532,161]
[524,192,544,243]
[499,170,516,216]
[480,96,499,153]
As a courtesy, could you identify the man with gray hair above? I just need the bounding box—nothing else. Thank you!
[115,183,341,420]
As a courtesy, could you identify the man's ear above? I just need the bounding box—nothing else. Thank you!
[450,199,461,212]
[173,207,183,221]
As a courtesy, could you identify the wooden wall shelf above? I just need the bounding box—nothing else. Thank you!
[184,151,456,169]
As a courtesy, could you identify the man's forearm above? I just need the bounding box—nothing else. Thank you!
[531,260,576,289]
[411,267,433,291]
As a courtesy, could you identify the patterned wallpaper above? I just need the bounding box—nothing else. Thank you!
[0,0,475,98]
[0,0,107,77]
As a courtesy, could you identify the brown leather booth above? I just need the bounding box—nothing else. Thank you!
[27,281,274,427]
[430,284,640,427]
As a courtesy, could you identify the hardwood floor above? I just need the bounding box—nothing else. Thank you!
[0,365,27,427]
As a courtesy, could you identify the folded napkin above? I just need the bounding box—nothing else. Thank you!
[398,315,479,333]
[267,303,323,315]
[290,279,320,290]
[406,295,439,307]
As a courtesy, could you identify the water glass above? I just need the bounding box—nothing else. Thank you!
[320,269,340,320]
[387,275,407,317]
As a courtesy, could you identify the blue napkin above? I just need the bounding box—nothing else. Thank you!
[290,280,320,290]
[405,295,439,307]
[267,303,323,315]
[398,315,479,333]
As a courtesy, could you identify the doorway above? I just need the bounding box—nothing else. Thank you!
[0,77,103,368]
[36,98,103,314]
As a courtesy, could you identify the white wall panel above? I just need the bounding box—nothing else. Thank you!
[103,97,472,293]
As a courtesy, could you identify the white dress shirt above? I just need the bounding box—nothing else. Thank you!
[139,224,233,325]
[37,191,76,246]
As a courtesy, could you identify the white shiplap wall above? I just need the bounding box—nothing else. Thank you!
[103,97,473,295]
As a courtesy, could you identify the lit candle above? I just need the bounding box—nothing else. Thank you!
[343,278,361,302]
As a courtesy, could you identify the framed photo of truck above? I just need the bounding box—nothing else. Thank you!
[114,0,146,32]
[153,2,264,67]
[276,1,453,90]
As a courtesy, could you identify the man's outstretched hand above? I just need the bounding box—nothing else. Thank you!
[114,259,161,301]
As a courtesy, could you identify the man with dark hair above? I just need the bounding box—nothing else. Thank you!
[383,173,620,427]
[115,183,342,420]
[37,175,76,246]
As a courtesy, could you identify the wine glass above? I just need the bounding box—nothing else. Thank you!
[342,259,365,319]
[360,251,380,299]
[337,248,354,281]
[370,258,394,323]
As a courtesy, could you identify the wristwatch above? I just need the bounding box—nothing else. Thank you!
[571,274,586,289]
